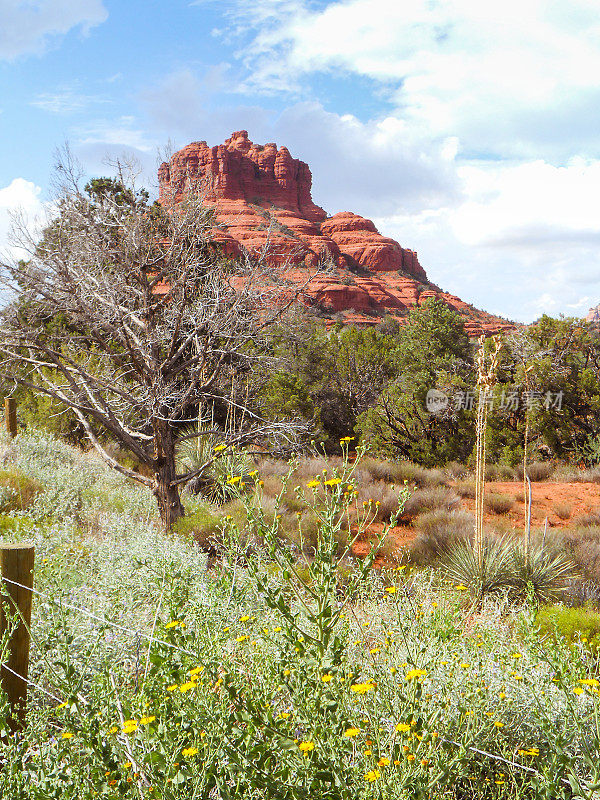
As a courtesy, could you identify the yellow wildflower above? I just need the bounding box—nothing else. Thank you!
[140,716,155,725]
[122,720,138,734]
[178,682,196,693]
[298,741,315,754]
[306,480,321,488]
[61,732,74,739]
[385,586,397,594]
[344,727,360,738]
[378,757,390,767]
[405,669,427,682]
[395,723,411,733]
[182,747,198,757]
[579,678,599,687]
[351,682,375,694]
[322,674,333,683]
[365,770,380,782]
[324,478,342,486]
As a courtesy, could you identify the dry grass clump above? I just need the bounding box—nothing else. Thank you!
[485,464,516,481]
[291,456,333,483]
[484,493,515,515]
[553,502,573,520]
[402,487,460,521]
[445,461,468,479]
[360,457,445,487]
[571,511,600,528]
[560,526,600,584]
[554,465,600,483]
[256,458,290,478]
[455,479,476,499]
[515,462,555,482]
[356,481,404,522]
[405,509,473,566]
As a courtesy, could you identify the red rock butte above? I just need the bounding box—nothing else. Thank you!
[158,131,513,336]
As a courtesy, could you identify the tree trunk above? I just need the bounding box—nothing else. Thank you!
[153,424,185,530]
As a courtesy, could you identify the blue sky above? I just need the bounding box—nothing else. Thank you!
[2,0,600,322]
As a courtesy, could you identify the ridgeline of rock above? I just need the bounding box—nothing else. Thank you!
[158,131,512,336]
[587,305,600,324]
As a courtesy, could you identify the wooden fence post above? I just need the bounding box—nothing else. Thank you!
[0,543,34,729]
[4,398,17,439]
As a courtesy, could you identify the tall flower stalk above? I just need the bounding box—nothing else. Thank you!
[474,335,503,568]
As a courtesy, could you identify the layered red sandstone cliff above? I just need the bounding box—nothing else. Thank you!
[158,131,512,336]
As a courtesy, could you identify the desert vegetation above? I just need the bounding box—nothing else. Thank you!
[0,430,599,799]
[3,169,600,798]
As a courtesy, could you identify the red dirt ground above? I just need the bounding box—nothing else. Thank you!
[351,481,600,562]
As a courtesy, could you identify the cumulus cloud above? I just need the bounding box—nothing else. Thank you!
[0,178,45,262]
[374,156,600,323]
[141,71,459,215]
[0,0,107,61]
[230,0,600,159]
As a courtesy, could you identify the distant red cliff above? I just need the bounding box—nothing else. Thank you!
[159,130,513,336]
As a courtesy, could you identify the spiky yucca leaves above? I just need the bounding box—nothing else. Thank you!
[513,544,577,604]
[441,536,578,602]
[176,426,252,503]
[440,537,517,598]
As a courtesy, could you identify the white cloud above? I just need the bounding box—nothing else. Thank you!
[0,0,107,60]
[75,117,155,153]
[31,86,106,114]
[450,159,600,247]
[0,178,45,262]
[373,157,600,323]
[231,0,600,158]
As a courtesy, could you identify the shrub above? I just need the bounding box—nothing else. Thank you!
[402,487,460,520]
[564,578,600,608]
[515,462,555,482]
[561,526,600,583]
[553,502,572,520]
[361,457,445,487]
[484,493,514,515]
[554,464,600,483]
[256,458,290,478]
[455,479,476,498]
[356,480,403,522]
[571,512,600,527]
[445,461,468,479]
[0,467,40,512]
[485,464,516,481]
[406,510,473,566]
[536,605,600,653]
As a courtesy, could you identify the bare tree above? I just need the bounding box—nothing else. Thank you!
[0,155,308,528]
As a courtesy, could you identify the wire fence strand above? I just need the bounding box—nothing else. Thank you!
[0,579,578,790]
[1,576,196,656]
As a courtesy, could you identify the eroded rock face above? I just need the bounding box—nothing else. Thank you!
[158,132,513,335]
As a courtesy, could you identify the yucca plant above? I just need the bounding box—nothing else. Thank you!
[440,535,518,598]
[176,425,252,503]
[513,543,577,603]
